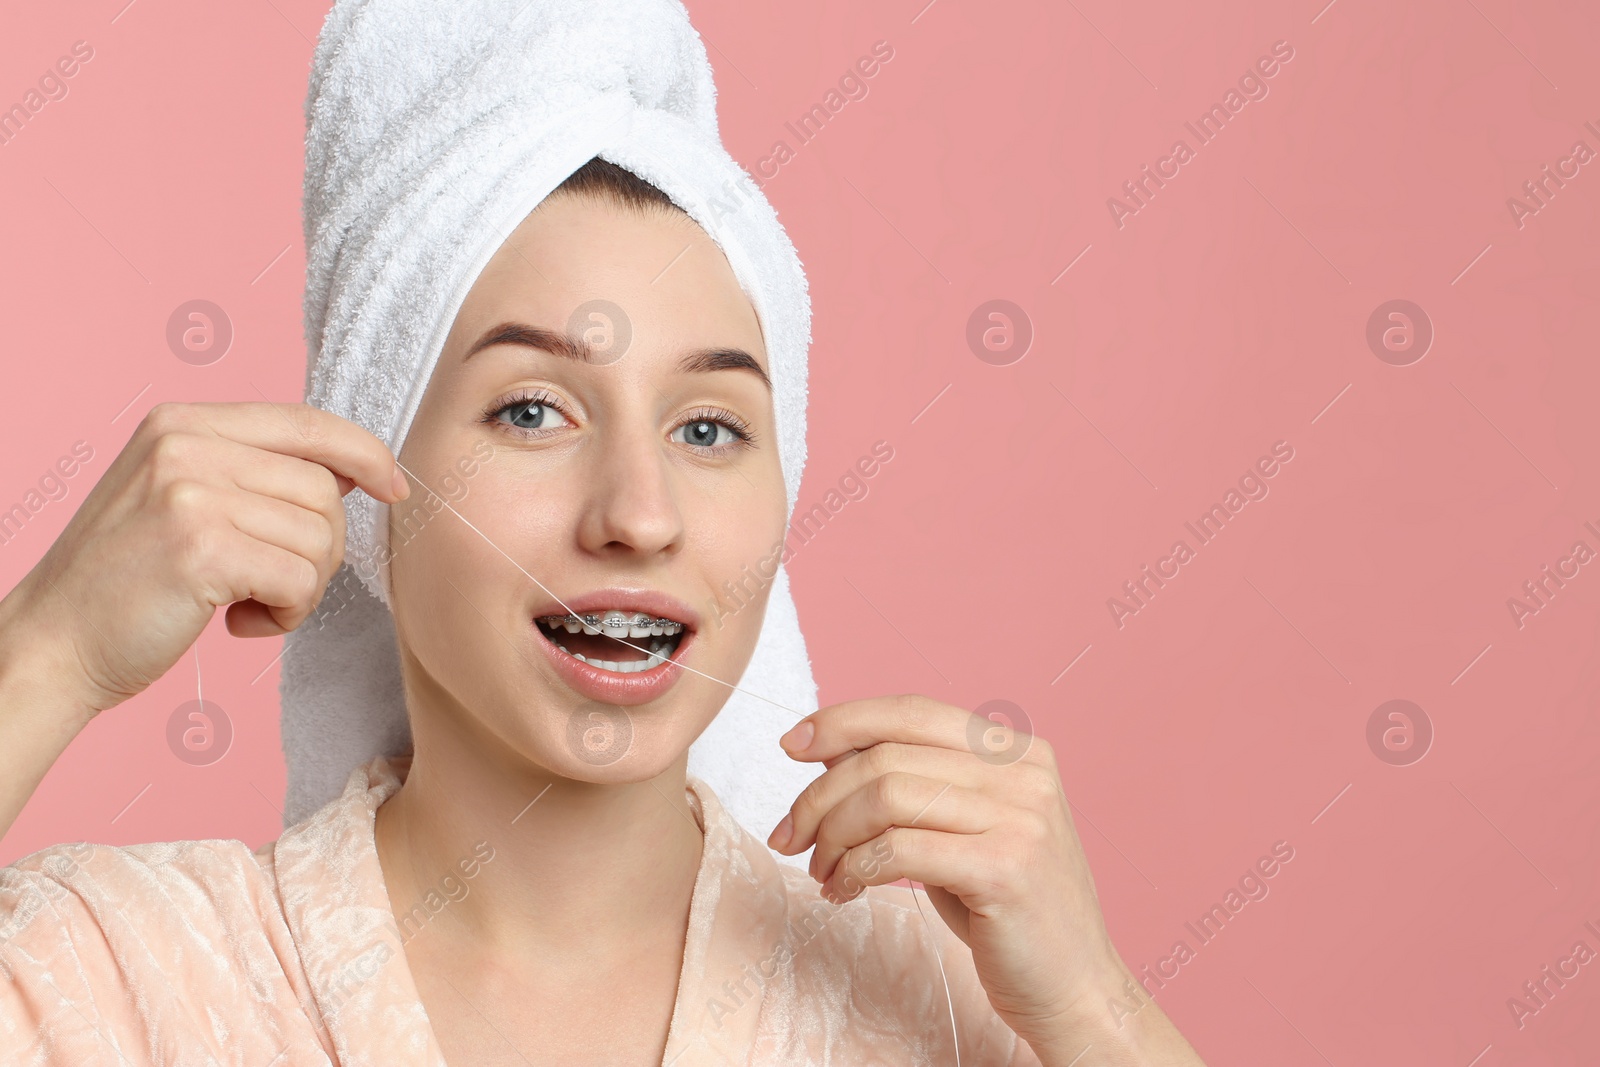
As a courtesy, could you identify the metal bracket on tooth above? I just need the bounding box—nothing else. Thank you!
[544,612,675,628]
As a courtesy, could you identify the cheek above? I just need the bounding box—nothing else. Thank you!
[388,467,573,655]
[692,490,789,642]
[410,458,572,563]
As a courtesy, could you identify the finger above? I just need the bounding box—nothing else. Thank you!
[195,527,322,628]
[775,742,1000,855]
[204,433,348,512]
[219,486,341,587]
[139,431,352,561]
[808,773,1002,888]
[213,443,348,574]
[225,598,289,639]
[157,401,407,506]
[823,826,995,905]
[782,694,1032,765]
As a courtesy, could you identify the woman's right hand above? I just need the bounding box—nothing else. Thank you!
[0,401,409,721]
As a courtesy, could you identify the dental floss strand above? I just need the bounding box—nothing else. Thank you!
[391,459,811,719]
[392,460,962,1057]
[912,881,962,1067]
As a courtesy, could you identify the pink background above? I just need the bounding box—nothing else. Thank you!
[2,0,1598,1062]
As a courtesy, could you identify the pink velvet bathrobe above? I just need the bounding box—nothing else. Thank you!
[0,754,1029,1065]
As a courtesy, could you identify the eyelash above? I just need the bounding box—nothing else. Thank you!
[480,390,759,454]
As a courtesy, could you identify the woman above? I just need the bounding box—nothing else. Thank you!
[0,2,1205,1065]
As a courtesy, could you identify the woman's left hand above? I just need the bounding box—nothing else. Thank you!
[766,694,1130,1061]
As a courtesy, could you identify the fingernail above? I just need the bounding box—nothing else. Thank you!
[391,467,409,499]
[781,721,814,753]
[768,813,793,851]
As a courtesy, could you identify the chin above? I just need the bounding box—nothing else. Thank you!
[484,666,726,784]
[532,699,703,785]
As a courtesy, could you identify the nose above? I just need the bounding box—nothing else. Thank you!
[574,420,685,559]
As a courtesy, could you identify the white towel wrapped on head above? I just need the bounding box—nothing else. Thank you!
[280,0,823,865]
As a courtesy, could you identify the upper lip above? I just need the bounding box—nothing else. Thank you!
[531,587,701,631]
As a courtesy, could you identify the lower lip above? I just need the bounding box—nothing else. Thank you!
[532,622,693,705]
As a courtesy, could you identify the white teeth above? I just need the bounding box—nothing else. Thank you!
[581,619,602,635]
[564,619,581,634]
[553,633,676,675]
[563,646,670,674]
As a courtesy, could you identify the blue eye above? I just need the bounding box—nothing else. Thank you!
[672,418,741,449]
[492,397,571,431]
[484,393,755,452]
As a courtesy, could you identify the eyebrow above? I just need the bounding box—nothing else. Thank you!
[462,321,771,391]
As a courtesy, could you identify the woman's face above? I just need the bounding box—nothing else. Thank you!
[387,191,787,781]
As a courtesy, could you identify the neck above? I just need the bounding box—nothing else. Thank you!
[372,695,704,972]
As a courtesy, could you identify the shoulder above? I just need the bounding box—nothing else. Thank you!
[0,836,310,1063]
[2,834,285,940]
[766,862,1024,1066]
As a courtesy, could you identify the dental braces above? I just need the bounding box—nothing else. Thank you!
[397,459,959,1059]
[536,610,684,633]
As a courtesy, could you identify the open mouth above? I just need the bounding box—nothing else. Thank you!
[535,610,688,675]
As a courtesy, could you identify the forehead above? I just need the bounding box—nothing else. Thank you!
[444,193,768,371]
